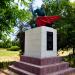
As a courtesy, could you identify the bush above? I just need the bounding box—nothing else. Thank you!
[63,54,75,68]
[0,61,15,69]
[8,46,20,51]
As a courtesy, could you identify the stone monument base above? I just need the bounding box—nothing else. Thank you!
[9,55,75,75]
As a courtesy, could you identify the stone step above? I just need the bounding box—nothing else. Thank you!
[13,61,69,74]
[48,68,75,75]
[9,65,36,75]
[20,56,62,65]
[9,65,75,75]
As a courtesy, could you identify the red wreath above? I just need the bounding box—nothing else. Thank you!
[36,16,61,27]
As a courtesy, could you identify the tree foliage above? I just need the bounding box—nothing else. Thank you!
[44,0,75,54]
[0,0,32,39]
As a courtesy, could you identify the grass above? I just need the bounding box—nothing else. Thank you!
[58,48,73,56]
[0,48,20,62]
[0,48,19,57]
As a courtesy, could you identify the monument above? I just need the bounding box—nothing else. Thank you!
[9,20,75,75]
[9,1,75,74]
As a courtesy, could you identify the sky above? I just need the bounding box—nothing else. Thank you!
[32,0,43,10]
[9,27,19,41]
[70,0,75,2]
[14,0,75,10]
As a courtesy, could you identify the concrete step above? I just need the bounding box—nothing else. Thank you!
[13,61,69,74]
[20,56,62,65]
[9,65,36,75]
[9,66,75,75]
[48,68,75,75]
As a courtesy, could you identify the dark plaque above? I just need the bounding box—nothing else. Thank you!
[47,32,53,50]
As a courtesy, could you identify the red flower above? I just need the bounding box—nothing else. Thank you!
[36,16,61,27]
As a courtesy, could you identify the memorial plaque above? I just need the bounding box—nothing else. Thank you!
[47,32,53,50]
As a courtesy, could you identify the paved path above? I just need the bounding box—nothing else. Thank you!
[0,69,12,75]
[0,69,75,75]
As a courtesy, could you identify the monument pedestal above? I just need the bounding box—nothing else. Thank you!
[9,56,75,75]
[9,26,75,75]
[24,26,57,58]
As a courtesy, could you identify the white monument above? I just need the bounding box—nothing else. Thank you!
[9,26,75,75]
[24,26,57,58]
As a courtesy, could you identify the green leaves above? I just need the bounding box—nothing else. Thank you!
[0,0,32,39]
[43,0,75,51]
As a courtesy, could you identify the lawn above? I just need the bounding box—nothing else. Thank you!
[0,48,19,57]
[58,49,73,56]
[0,48,20,62]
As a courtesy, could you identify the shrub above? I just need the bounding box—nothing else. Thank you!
[0,61,15,69]
[8,46,20,51]
[63,54,75,68]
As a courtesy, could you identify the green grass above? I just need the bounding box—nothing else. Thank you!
[0,48,19,57]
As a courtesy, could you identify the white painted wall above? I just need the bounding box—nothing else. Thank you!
[24,26,57,58]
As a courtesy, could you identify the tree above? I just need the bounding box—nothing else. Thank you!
[43,0,75,54]
[0,0,32,39]
[15,0,75,55]
[29,0,75,54]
